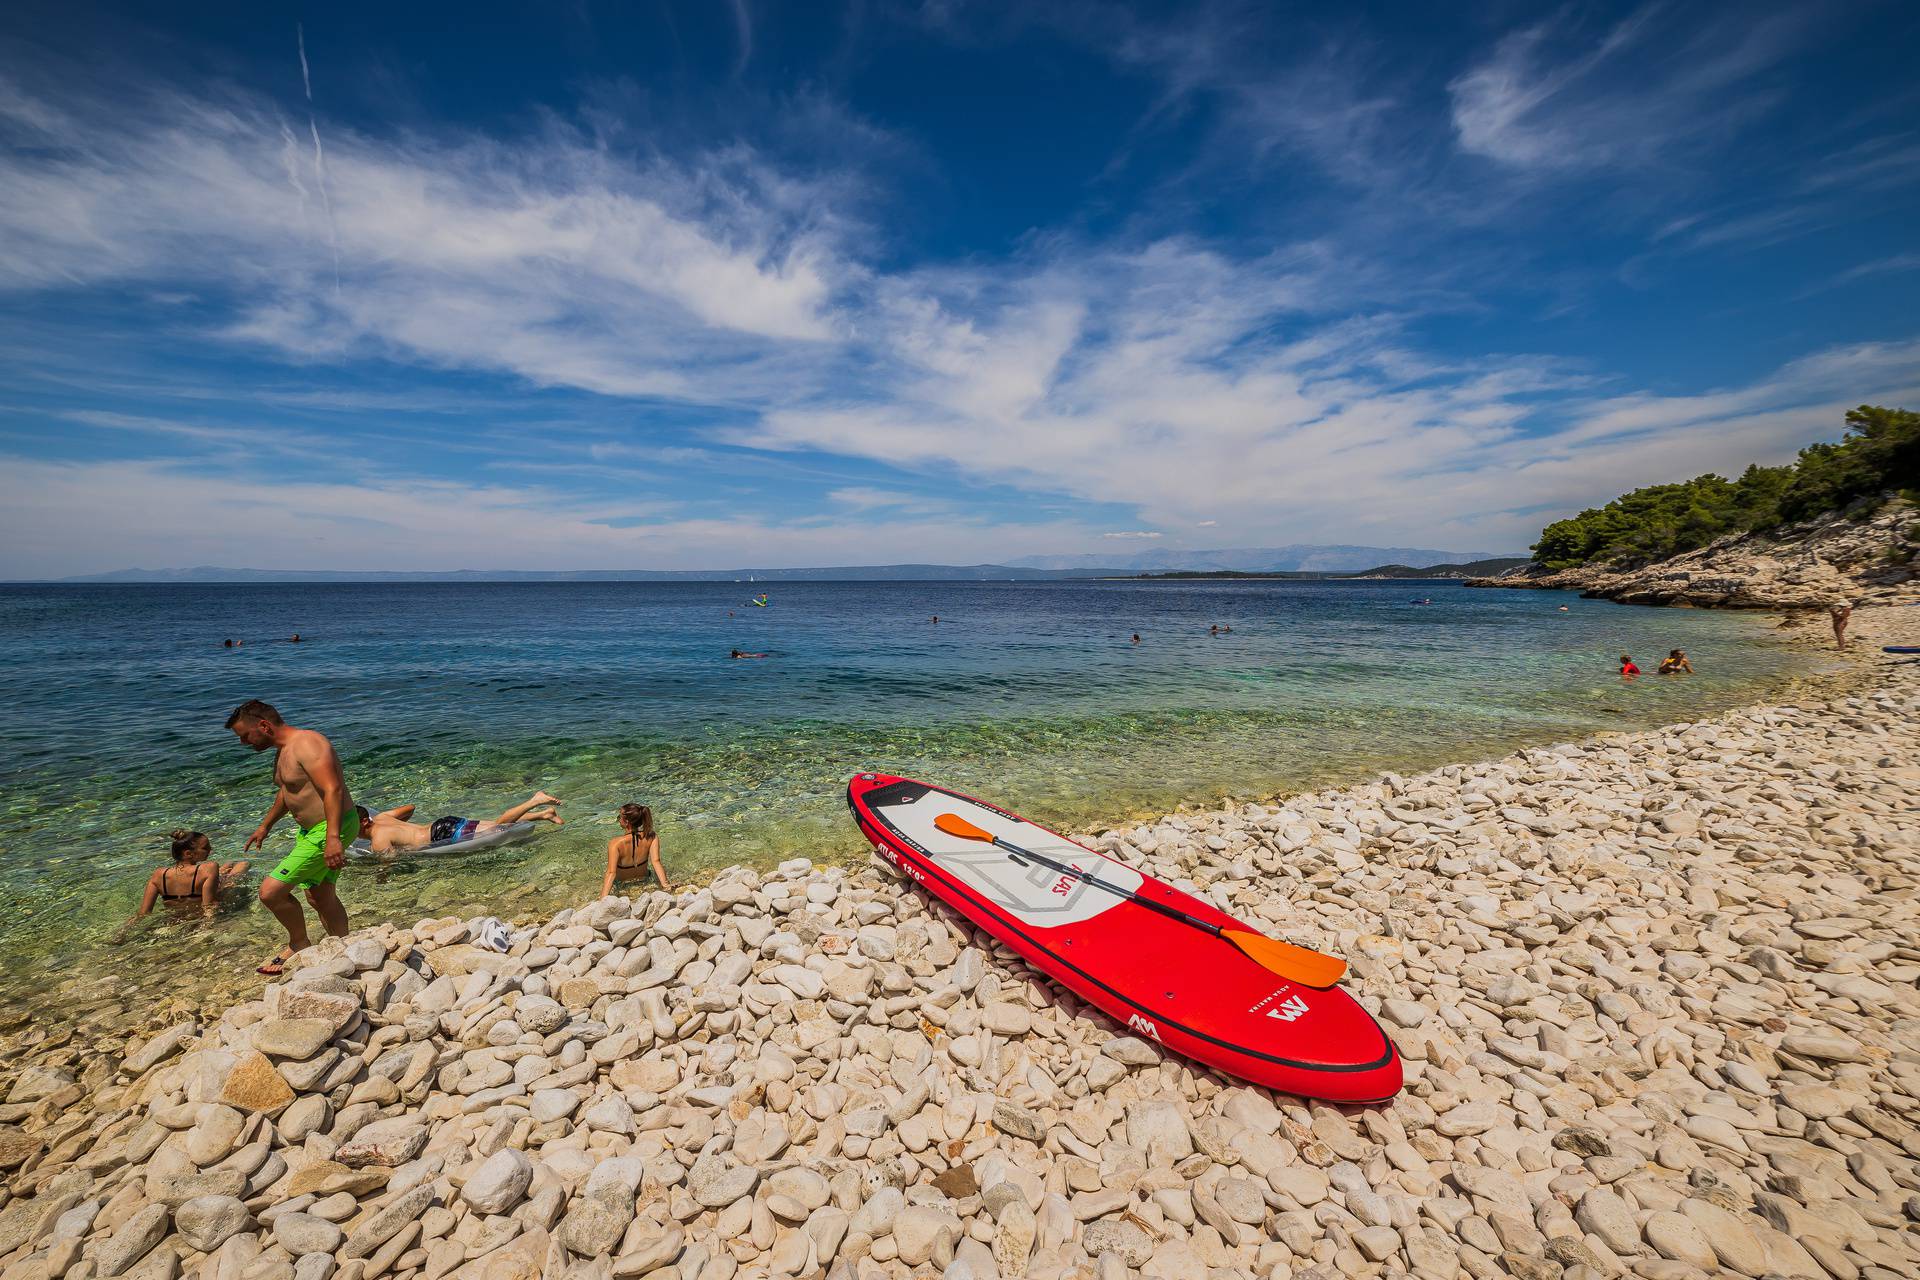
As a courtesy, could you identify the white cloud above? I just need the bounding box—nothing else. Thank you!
[0,455,1104,577]
[1448,7,1805,171]
[1101,530,1162,540]
[827,487,916,510]
[1835,253,1920,285]
[0,77,844,404]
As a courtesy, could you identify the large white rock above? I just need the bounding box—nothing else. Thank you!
[461,1148,534,1215]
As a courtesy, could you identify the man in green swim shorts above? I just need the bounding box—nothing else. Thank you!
[228,699,358,975]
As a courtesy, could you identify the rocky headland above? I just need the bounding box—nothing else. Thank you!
[1467,497,1918,610]
[0,607,1916,1280]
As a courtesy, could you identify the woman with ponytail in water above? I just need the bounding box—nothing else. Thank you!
[127,830,251,923]
[604,802,672,898]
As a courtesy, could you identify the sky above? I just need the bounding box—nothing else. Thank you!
[1,0,1917,576]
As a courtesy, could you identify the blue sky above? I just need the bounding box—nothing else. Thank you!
[1,0,1916,575]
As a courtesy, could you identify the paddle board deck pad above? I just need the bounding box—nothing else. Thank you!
[846,773,1402,1103]
[350,821,539,860]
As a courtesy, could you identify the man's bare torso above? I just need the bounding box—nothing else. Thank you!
[273,727,350,829]
[366,814,434,854]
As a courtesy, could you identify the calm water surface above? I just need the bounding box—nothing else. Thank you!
[0,579,1813,1022]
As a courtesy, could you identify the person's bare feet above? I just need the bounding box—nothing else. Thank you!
[532,790,560,806]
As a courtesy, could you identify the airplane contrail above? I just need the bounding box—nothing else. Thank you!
[296,23,342,292]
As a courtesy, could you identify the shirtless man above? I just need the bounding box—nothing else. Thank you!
[227,699,358,975]
[355,792,562,854]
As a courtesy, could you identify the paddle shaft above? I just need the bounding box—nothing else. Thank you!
[988,834,1229,939]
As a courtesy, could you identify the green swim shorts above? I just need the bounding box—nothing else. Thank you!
[270,810,361,890]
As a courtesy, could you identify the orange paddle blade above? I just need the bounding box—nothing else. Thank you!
[935,812,996,842]
[1224,928,1347,988]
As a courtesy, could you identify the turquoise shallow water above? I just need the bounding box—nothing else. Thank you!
[0,579,1809,1021]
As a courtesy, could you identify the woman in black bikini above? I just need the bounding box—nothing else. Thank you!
[130,829,250,919]
[603,803,671,898]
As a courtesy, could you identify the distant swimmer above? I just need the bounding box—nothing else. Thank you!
[127,829,250,923]
[730,649,770,659]
[931,616,939,624]
[1659,649,1693,675]
[1222,625,1232,633]
[604,802,671,897]
[1619,654,1640,677]
[1558,605,1569,612]
[355,791,563,854]
[1131,633,1141,644]
[1210,624,1219,635]
[223,639,234,648]
[289,633,302,643]
[1412,598,1432,605]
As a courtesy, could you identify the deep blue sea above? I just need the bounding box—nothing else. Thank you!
[0,579,1815,1017]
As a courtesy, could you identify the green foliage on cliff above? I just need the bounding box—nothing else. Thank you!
[1532,405,1919,569]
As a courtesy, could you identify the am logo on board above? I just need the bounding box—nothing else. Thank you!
[1266,995,1311,1022]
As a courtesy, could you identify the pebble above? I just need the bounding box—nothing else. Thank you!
[273,1211,345,1256]
[175,1195,252,1252]
[460,1147,533,1214]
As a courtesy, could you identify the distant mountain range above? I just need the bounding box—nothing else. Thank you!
[53,564,1074,584]
[51,544,1521,584]
[1005,544,1518,573]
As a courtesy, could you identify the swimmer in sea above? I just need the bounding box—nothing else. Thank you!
[730,649,769,659]
[1131,633,1141,644]
[355,791,563,854]
[1210,624,1218,635]
[1558,605,1569,612]
[1659,649,1693,674]
[289,633,301,643]
[604,802,671,897]
[126,829,251,923]
[1620,654,1640,677]
[223,638,234,648]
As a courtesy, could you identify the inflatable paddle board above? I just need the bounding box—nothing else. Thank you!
[1884,646,1920,654]
[846,773,1402,1103]
[349,820,540,860]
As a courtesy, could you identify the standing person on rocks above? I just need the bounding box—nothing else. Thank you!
[227,699,358,975]
[1831,600,1853,649]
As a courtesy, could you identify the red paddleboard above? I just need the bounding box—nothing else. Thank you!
[846,773,1403,1103]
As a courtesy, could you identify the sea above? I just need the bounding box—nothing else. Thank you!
[0,578,1819,1026]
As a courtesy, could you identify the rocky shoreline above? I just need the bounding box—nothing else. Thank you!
[0,609,1916,1280]
[1466,498,1917,610]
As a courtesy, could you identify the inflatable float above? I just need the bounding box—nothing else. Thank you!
[846,772,1403,1103]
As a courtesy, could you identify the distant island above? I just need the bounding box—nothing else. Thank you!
[1118,557,1531,581]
